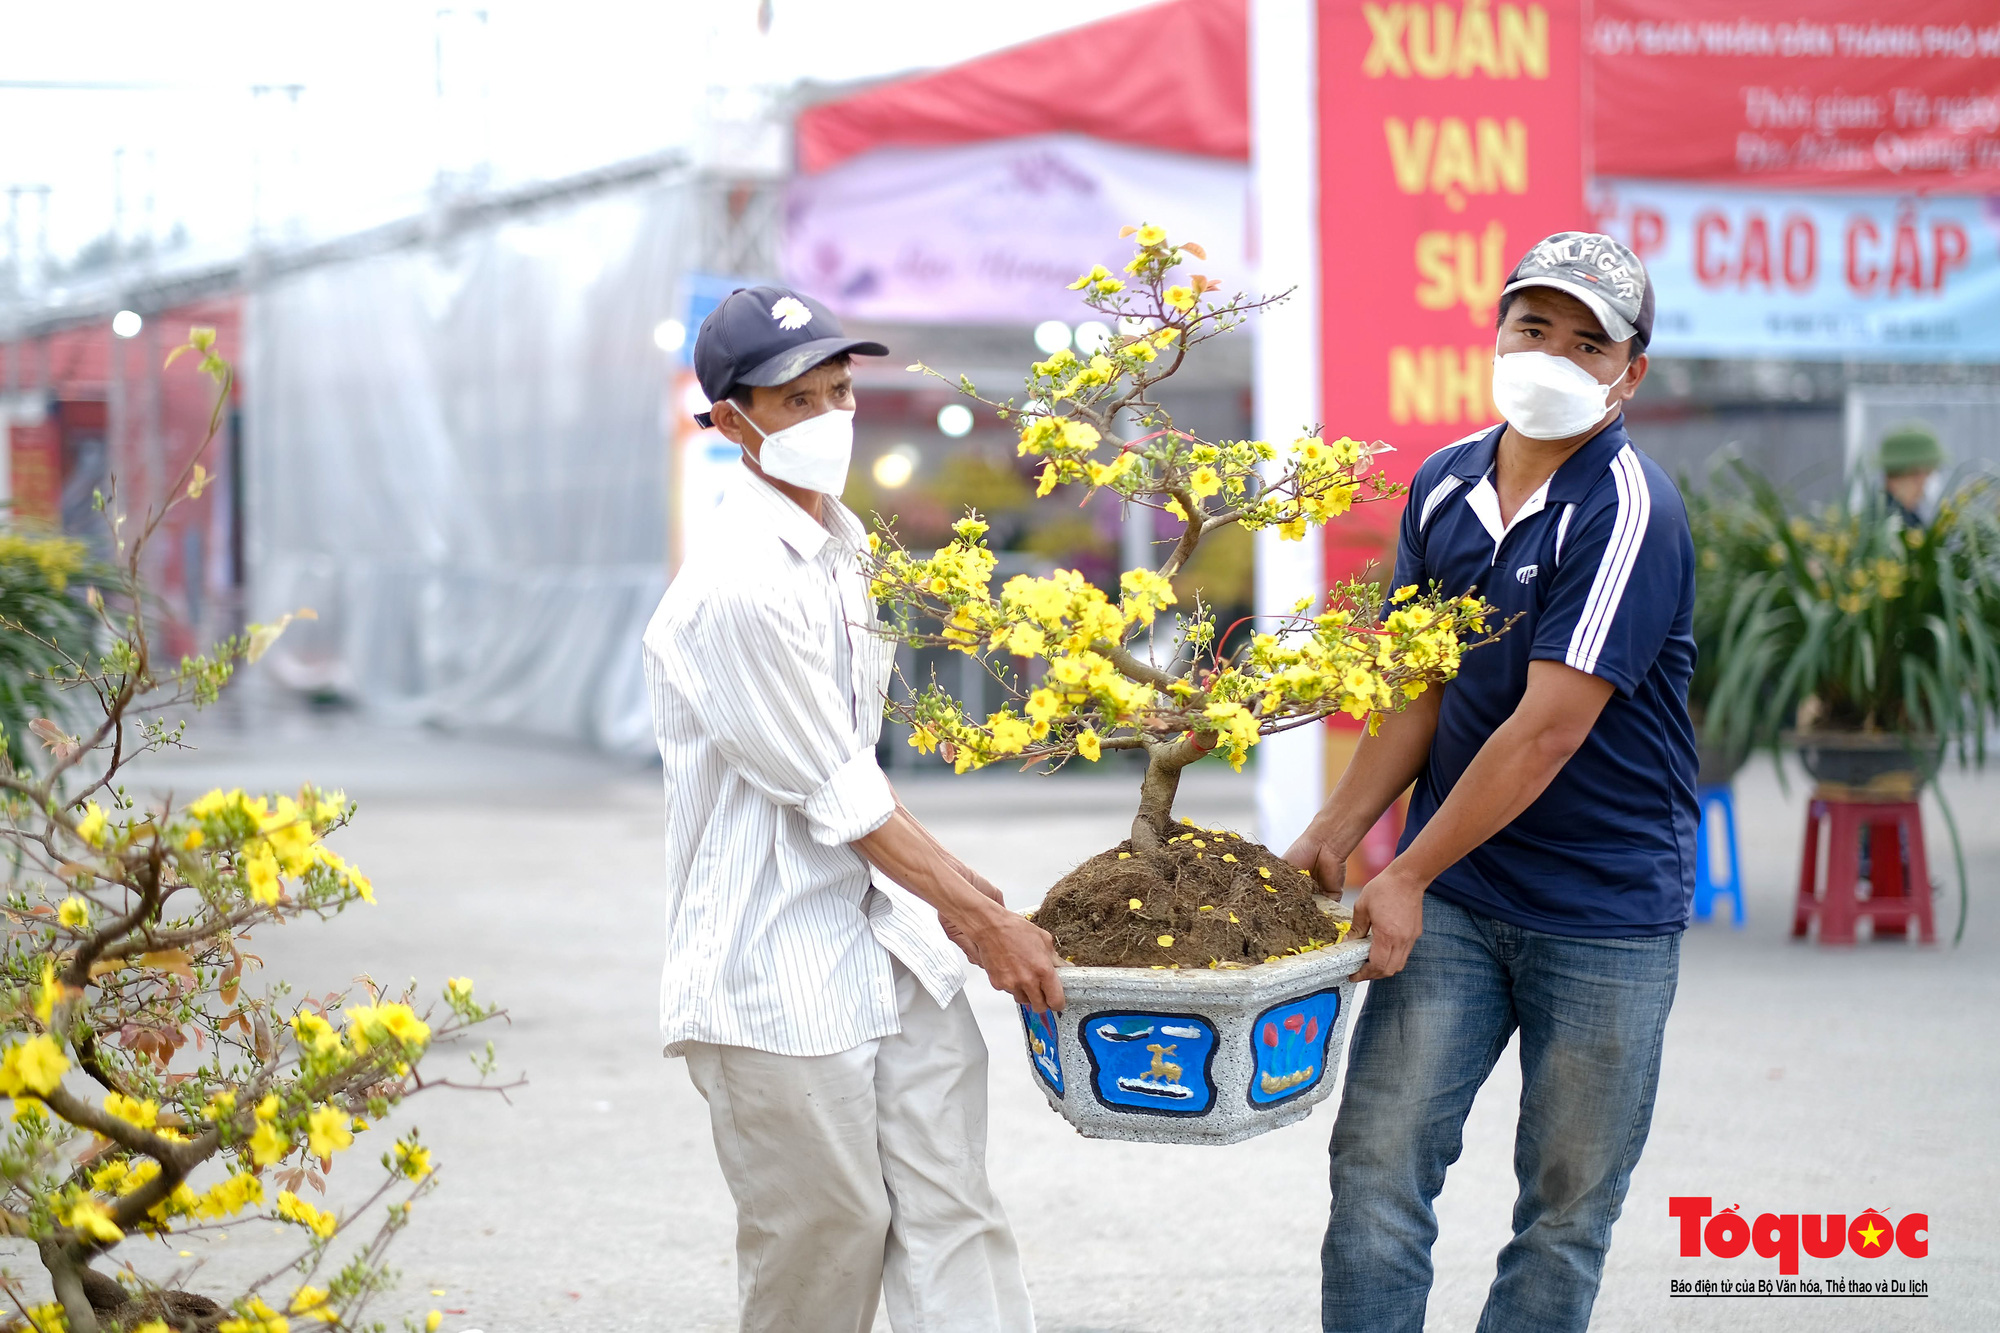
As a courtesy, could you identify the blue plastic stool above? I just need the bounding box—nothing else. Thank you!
[1692,783,1745,926]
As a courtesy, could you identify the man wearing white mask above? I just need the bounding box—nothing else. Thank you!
[643,285,1056,1333]
[1286,235,1697,1332]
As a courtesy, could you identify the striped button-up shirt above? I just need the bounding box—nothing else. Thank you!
[643,467,964,1058]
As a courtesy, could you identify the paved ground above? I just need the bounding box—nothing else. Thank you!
[6,714,1995,1331]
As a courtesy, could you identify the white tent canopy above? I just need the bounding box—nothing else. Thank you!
[244,181,691,754]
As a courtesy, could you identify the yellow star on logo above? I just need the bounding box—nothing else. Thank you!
[1856,1219,1886,1249]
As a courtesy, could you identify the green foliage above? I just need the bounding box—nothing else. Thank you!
[1696,463,2000,763]
[0,533,97,771]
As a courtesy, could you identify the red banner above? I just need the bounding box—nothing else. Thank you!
[1316,0,1586,573]
[1592,1,2000,192]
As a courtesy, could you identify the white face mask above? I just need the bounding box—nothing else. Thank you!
[1491,350,1629,442]
[741,407,855,495]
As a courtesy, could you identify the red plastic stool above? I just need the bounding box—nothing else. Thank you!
[1793,794,1936,945]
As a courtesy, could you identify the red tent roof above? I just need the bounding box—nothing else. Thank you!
[795,0,1249,174]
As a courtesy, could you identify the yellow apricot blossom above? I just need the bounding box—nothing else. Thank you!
[0,1035,69,1097]
[307,1105,354,1159]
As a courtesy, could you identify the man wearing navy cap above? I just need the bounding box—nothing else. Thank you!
[1287,233,1697,1332]
[643,286,1053,1333]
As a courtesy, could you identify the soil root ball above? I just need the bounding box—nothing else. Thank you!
[1033,823,1350,968]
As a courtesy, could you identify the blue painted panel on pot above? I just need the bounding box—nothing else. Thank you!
[1020,1004,1063,1097]
[1249,988,1340,1107]
[1081,1012,1217,1116]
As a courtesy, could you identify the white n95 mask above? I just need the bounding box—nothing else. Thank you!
[1491,351,1628,442]
[742,408,855,494]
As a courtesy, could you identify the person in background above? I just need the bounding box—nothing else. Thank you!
[1880,422,1945,528]
[643,285,1059,1333]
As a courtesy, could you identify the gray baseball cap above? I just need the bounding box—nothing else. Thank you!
[1501,232,1654,347]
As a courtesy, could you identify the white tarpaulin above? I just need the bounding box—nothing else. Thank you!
[244,183,690,754]
[783,134,1251,324]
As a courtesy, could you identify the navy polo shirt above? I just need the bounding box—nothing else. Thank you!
[1392,417,1699,937]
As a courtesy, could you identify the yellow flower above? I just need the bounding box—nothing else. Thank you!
[104,1092,160,1129]
[249,1121,289,1166]
[288,1286,335,1320]
[1076,729,1101,762]
[218,1295,291,1333]
[244,847,282,905]
[1128,898,1143,910]
[1157,934,1175,948]
[1067,263,1111,291]
[277,1190,338,1241]
[1163,285,1196,312]
[1188,466,1222,500]
[57,896,90,929]
[1004,622,1047,658]
[64,1196,124,1244]
[33,959,63,1023]
[987,713,1033,755]
[0,1035,69,1097]
[1135,224,1167,247]
[75,801,109,846]
[394,1140,434,1180]
[1258,867,1272,879]
[1278,518,1307,542]
[307,1106,353,1159]
[445,977,475,1006]
[345,1002,431,1054]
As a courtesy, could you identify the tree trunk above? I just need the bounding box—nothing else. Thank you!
[1130,737,1206,852]
[40,1239,102,1333]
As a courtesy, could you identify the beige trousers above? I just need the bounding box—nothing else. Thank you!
[683,962,1035,1333]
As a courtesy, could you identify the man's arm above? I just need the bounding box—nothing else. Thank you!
[1284,686,1444,897]
[855,810,1065,1013]
[1344,660,1613,981]
[668,591,1064,1010]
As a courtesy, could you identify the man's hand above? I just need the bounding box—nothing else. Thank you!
[855,805,1063,1011]
[968,908,1066,1014]
[1284,824,1349,900]
[1348,863,1427,981]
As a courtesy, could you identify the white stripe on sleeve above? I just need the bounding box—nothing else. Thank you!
[1566,448,1652,676]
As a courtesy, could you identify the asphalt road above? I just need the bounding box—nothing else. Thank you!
[5,716,1993,1332]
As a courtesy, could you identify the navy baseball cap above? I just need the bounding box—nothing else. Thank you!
[690,285,888,428]
[1501,232,1655,348]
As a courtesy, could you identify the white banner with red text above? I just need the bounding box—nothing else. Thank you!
[1590,179,2000,359]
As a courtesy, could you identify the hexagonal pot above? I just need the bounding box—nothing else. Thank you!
[1016,935,1372,1145]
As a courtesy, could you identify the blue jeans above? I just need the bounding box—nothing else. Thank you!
[1321,895,1680,1333]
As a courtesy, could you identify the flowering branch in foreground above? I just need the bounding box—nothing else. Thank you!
[0,332,510,1333]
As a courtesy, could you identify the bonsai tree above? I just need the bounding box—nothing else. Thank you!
[0,331,505,1333]
[872,226,1495,858]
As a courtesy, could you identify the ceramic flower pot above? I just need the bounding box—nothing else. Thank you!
[1791,730,1943,794]
[1017,936,1371,1145]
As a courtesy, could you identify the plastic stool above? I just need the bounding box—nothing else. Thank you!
[1792,795,1936,945]
[1691,784,1744,926]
